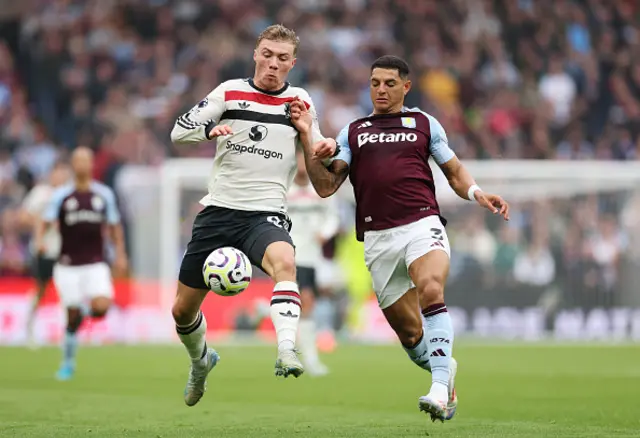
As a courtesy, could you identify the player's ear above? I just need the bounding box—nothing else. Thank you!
[403,79,412,96]
[253,49,258,62]
[291,57,297,68]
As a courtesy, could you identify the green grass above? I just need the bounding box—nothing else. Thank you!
[0,344,639,437]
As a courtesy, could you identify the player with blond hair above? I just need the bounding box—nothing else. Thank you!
[170,25,337,406]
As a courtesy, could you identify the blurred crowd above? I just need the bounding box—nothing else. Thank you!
[0,0,639,312]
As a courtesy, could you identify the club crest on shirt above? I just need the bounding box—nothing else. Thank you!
[401,117,416,129]
[91,195,105,211]
[65,197,78,211]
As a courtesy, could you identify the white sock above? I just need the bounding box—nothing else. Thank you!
[270,281,301,353]
[176,311,208,362]
[298,319,320,365]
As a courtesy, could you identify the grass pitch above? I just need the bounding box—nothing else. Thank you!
[0,343,638,437]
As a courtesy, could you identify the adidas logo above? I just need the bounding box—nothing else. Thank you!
[430,349,446,357]
[430,241,444,248]
[239,101,250,109]
[358,121,372,129]
[279,310,299,318]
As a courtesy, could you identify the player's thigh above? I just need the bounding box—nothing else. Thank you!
[179,206,234,290]
[82,263,114,315]
[83,262,114,300]
[52,264,83,308]
[405,216,451,304]
[364,230,413,310]
[240,213,295,281]
[380,287,423,347]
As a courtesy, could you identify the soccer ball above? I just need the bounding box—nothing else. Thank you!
[202,247,252,296]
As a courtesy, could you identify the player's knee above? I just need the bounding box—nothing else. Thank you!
[90,298,111,318]
[417,273,446,305]
[397,325,424,349]
[172,302,197,326]
[91,305,109,318]
[272,254,296,278]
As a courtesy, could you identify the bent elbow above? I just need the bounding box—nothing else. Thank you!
[317,187,335,198]
[170,124,185,144]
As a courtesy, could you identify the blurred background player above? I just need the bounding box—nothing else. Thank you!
[20,161,70,347]
[38,147,127,380]
[169,24,336,406]
[287,149,339,376]
[291,56,509,422]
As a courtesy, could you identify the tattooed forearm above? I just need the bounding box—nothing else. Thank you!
[299,131,349,198]
[305,158,349,198]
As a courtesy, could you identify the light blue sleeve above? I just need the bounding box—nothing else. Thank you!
[104,187,121,225]
[331,124,352,166]
[42,186,71,222]
[425,113,455,165]
[94,182,121,225]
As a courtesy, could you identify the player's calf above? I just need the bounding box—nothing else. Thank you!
[173,282,220,405]
[173,284,210,363]
[402,327,431,371]
[410,251,455,405]
[262,242,304,378]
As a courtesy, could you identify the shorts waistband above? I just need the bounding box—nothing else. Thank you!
[364,216,436,237]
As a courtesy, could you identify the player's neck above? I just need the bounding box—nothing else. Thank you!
[75,178,91,192]
[373,103,404,115]
[252,76,286,93]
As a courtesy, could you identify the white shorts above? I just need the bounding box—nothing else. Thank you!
[53,262,114,308]
[364,215,450,310]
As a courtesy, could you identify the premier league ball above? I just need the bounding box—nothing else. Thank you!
[202,247,252,296]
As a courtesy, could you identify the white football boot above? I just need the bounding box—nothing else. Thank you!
[274,349,304,378]
[445,357,458,420]
[419,357,458,422]
[184,348,220,406]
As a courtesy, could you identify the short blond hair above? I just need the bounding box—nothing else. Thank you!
[256,24,300,56]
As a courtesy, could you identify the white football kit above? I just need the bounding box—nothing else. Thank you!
[22,184,61,260]
[171,78,325,214]
[287,181,339,269]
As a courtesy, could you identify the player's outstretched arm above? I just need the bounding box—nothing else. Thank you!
[439,156,510,221]
[170,84,231,144]
[426,113,509,220]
